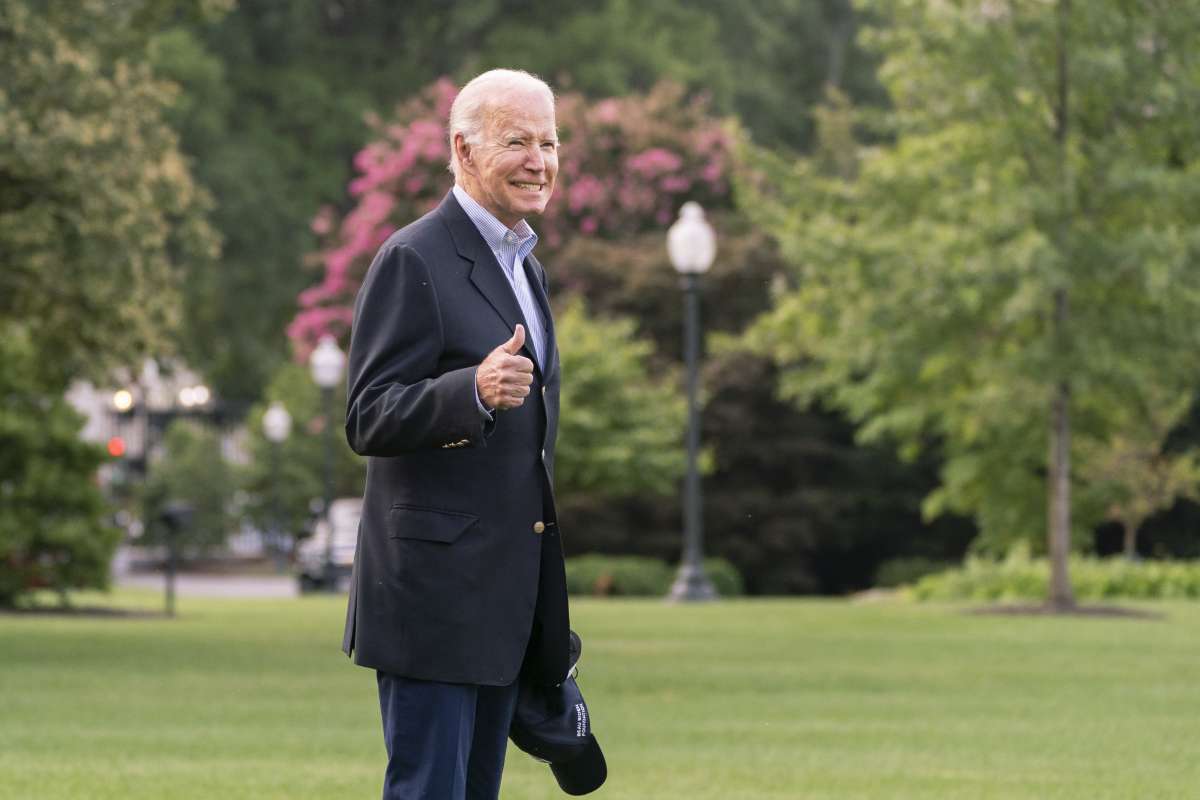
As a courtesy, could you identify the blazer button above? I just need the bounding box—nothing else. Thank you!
[533,521,546,534]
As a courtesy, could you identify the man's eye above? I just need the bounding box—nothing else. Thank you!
[508,140,524,147]
[541,142,557,151]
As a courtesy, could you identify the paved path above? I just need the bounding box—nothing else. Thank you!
[117,573,303,599]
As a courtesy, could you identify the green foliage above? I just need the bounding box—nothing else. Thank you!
[146,1,884,401]
[742,0,1200,554]
[239,362,366,544]
[565,554,743,596]
[470,0,883,151]
[140,419,235,554]
[873,556,957,589]
[910,552,1200,602]
[0,0,218,384]
[702,350,976,594]
[700,556,745,597]
[555,299,688,500]
[697,0,885,150]
[1080,389,1200,556]
[566,555,674,596]
[0,326,119,607]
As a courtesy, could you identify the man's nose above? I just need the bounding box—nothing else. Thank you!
[524,145,546,171]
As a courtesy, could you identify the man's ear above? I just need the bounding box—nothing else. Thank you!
[454,133,473,174]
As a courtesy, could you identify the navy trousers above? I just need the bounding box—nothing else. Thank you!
[376,672,520,800]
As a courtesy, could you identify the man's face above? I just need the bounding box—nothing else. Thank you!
[458,89,558,229]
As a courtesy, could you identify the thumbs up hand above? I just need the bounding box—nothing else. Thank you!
[476,324,535,410]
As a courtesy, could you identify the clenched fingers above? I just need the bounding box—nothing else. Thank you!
[477,329,538,410]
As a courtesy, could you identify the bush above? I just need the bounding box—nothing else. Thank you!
[874,557,956,589]
[702,557,745,597]
[0,327,120,607]
[565,554,744,597]
[909,554,1200,602]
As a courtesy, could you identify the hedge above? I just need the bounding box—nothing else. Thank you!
[909,555,1200,601]
[565,554,744,597]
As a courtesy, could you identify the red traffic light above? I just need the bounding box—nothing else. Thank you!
[107,436,126,458]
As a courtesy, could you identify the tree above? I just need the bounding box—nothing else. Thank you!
[743,0,1200,608]
[0,0,218,385]
[140,419,235,556]
[0,327,119,607]
[148,0,886,403]
[289,76,975,592]
[0,0,218,605]
[288,80,737,354]
[554,298,687,502]
[239,363,366,551]
[1081,391,1200,559]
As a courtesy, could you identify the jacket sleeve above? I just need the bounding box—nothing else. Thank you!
[344,242,490,456]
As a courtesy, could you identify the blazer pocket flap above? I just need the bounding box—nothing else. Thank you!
[388,504,478,544]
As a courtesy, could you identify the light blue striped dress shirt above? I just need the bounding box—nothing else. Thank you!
[452,186,548,369]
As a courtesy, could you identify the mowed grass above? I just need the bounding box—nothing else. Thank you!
[2,593,1200,799]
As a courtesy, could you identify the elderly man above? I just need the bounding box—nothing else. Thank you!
[341,69,569,799]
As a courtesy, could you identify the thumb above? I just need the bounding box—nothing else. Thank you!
[500,324,525,355]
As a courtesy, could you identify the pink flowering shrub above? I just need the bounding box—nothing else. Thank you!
[288,80,735,356]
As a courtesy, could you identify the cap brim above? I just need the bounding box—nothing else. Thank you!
[549,735,606,796]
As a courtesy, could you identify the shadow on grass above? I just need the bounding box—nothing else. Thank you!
[0,605,166,619]
[967,603,1164,620]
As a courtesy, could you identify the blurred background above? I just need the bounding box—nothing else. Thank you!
[9,5,1200,797]
[4,0,1200,610]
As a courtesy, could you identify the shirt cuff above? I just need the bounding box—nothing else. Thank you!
[473,368,494,420]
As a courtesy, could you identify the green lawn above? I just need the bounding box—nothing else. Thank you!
[2,592,1199,799]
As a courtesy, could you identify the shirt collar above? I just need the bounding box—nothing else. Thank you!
[452,185,538,260]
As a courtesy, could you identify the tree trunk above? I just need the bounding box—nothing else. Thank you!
[1122,519,1138,561]
[1048,371,1075,610]
[825,9,852,89]
[1047,0,1076,612]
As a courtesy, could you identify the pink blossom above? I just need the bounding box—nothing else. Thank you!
[626,148,683,177]
[567,175,606,214]
[702,159,723,184]
[617,180,655,212]
[290,79,740,353]
[310,206,334,236]
[324,248,353,281]
[660,175,692,193]
[287,306,355,360]
[370,224,393,251]
[430,78,459,119]
[592,99,621,125]
[694,126,731,153]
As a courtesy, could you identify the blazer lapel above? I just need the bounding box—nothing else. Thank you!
[524,254,558,381]
[438,192,537,363]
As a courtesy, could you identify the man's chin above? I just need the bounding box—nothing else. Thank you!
[514,201,550,219]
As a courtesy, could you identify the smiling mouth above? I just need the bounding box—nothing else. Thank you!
[511,181,543,191]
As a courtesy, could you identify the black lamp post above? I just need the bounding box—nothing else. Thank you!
[309,335,345,591]
[667,202,718,602]
[113,366,213,616]
[262,401,292,570]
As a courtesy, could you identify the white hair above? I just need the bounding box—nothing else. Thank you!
[448,69,555,178]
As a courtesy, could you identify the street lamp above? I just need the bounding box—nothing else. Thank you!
[262,401,292,569]
[112,389,134,413]
[309,335,345,591]
[666,202,718,602]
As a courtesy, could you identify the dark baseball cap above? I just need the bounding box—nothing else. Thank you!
[510,632,607,795]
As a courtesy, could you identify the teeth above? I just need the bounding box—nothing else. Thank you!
[513,182,541,190]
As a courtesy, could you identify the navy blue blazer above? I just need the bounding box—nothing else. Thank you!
[342,191,569,687]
